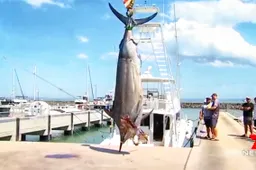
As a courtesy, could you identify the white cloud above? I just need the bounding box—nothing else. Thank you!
[24,0,68,8]
[77,36,89,43]
[208,60,234,67]
[149,0,256,67]
[101,13,111,20]
[98,0,256,67]
[77,53,88,59]
[172,0,256,27]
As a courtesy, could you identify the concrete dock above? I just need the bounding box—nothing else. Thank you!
[186,112,256,170]
[0,111,111,141]
[0,112,256,170]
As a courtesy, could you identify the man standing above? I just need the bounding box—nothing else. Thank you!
[199,97,212,139]
[254,97,256,127]
[240,97,254,137]
[207,93,220,141]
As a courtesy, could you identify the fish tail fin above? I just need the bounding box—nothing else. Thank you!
[108,3,158,28]
[134,13,158,26]
[109,3,128,25]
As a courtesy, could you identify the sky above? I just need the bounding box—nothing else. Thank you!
[0,0,256,100]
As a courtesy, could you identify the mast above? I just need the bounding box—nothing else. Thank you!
[85,63,88,97]
[33,65,37,101]
[88,65,94,100]
[12,68,16,99]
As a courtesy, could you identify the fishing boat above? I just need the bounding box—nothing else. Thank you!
[0,98,11,117]
[100,1,193,148]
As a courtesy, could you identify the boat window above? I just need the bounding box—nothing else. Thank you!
[82,96,88,100]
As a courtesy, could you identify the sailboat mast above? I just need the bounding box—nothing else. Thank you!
[88,65,94,100]
[85,63,88,97]
[33,65,37,101]
[12,68,16,99]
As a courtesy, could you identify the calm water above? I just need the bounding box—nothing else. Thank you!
[26,108,242,144]
[25,108,200,143]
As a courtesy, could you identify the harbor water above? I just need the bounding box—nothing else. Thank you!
[25,108,242,144]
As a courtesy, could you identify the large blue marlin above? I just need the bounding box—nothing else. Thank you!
[105,3,157,152]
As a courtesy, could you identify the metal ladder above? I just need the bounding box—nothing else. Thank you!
[133,6,175,108]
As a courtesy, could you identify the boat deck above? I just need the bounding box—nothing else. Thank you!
[0,112,256,170]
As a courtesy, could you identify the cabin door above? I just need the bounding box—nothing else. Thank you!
[153,114,163,141]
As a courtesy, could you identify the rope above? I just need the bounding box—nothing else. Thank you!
[2,56,77,99]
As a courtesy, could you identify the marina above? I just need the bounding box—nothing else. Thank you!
[0,111,255,170]
[0,0,256,170]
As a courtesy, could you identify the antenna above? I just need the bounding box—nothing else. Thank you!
[173,3,181,99]
[163,0,165,24]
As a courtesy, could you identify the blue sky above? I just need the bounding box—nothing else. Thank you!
[0,0,256,100]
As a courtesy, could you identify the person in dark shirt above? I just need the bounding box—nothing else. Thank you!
[207,93,220,141]
[240,97,254,137]
[199,97,212,139]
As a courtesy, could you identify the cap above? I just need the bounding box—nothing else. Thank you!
[211,93,217,97]
[206,97,211,100]
[246,96,251,99]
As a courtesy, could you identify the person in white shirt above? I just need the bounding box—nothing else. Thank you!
[254,97,256,127]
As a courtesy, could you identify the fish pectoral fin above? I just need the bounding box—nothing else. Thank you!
[135,109,154,127]
[141,109,154,121]
[135,13,158,26]
[103,108,113,118]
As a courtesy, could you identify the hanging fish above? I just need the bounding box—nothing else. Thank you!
[123,0,134,9]
[106,2,157,152]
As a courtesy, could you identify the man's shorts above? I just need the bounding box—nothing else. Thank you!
[211,118,218,128]
[254,119,256,127]
[243,116,253,126]
[204,118,211,128]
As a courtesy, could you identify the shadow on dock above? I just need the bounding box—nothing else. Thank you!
[86,145,131,155]
[227,134,254,142]
[45,153,80,159]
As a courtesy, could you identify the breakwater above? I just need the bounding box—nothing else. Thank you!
[45,101,243,110]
